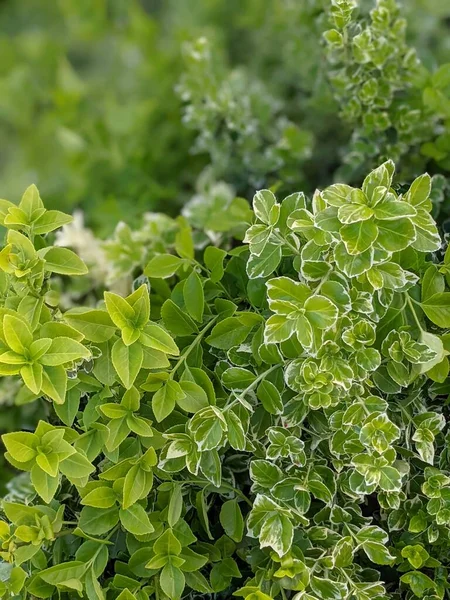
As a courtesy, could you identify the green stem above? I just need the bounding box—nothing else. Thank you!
[183,477,253,507]
[193,259,233,301]
[169,315,219,379]
[405,294,424,332]
[226,364,282,410]
[55,529,74,538]
[84,524,119,573]
[315,271,330,295]
[273,231,300,256]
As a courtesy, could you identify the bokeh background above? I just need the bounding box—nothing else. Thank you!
[0,0,448,236]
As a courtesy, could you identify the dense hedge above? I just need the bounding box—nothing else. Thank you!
[1,165,450,599]
[0,1,450,599]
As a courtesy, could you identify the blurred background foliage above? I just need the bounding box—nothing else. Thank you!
[0,0,449,490]
[0,0,448,236]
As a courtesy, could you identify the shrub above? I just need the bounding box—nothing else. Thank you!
[1,163,450,599]
[323,0,450,181]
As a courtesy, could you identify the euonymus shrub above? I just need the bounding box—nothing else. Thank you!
[1,164,450,600]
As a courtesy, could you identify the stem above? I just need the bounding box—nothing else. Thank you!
[226,364,282,410]
[315,271,331,295]
[193,259,233,301]
[84,524,119,572]
[55,529,74,538]
[273,231,300,256]
[169,315,219,379]
[405,294,424,332]
[183,477,253,507]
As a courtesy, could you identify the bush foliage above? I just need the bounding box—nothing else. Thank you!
[1,164,450,599]
[1,1,450,599]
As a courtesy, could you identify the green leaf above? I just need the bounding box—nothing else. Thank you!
[259,513,293,557]
[111,339,143,389]
[123,463,150,510]
[224,410,246,450]
[59,450,95,479]
[175,218,194,260]
[247,242,282,279]
[85,569,106,600]
[310,575,347,600]
[140,322,179,355]
[373,200,416,220]
[257,380,283,414]
[362,161,394,199]
[422,265,445,301]
[3,314,32,353]
[33,210,73,235]
[178,547,208,572]
[204,246,226,282]
[39,247,88,275]
[184,571,212,594]
[264,314,295,344]
[105,416,130,452]
[168,483,183,527]
[207,317,252,350]
[41,365,67,404]
[119,504,154,535]
[338,203,373,224]
[210,558,241,592]
[304,295,338,329]
[401,544,429,569]
[222,367,256,390]
[219,499,244,542]
[152,380,185,422]
[79,506,120,535]
[145,254,185,278]
[161,299,198,335]
[36,451,59,477]
[183,271,204,322]
[127,285,150,329]
[40,337,90,366]
[421,293,450,327]
[9,566,27,595]
[2,431,38,462]
[332,537,353,568]
[400,571,436,598]
[40,562,86,586]
[411,209,441,252]
[18,184,43,218]
[267,276,311,311]
[321,183,353,207]
[362,541,395,565]
[340,220,378,255]
[378,466,402,492]
[104,292,135,330]
[404,173,431,207]
[64,309,117,343]
[376,218,416,252]
[159,564,185,600]
[31,464,59,503]
[335,242,373,278]
[177,381,209,412]
[253,189,277,225]
[82,486,117,509]
[153,528,182,556]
